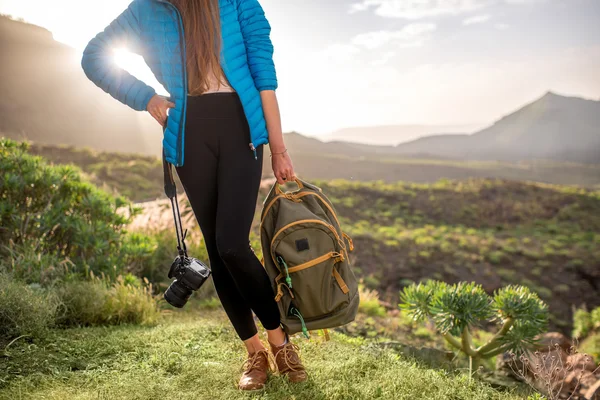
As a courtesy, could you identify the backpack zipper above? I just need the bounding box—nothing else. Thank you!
[289,306,309,339]
[285,251,343,274]
[276,255,292,288]
[269,219,342,266]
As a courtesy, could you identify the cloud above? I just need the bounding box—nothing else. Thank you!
[349,0,494,19]
[462,14,492,25]
[349,0,547,19]
[279,45,600,135]
[371,51,397,66]
[351,23,437,50]
[494,23,510,29]
[317,43,361,62]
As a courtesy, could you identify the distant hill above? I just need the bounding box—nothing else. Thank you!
[395,92,600,163]
[27,142,600,204]
[1,16,598,168]
[0,15,161,156]
[324,124,485,146]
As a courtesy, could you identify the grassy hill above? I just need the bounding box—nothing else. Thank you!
[25,142,600,205]
[17,142,600,333]
[310,179,600,333]
[0,310,528,400]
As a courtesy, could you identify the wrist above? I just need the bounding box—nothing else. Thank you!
[269,143,286,153]
[270,148,288,157]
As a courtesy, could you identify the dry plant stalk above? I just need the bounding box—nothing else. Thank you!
[508,342,600,400]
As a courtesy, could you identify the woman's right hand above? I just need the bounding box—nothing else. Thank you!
[147,95,175,127]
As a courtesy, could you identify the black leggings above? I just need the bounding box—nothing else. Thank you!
[175,93,281,341]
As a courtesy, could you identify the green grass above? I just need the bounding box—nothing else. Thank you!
[0,310,527,400]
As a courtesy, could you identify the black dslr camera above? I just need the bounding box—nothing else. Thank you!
[164,255,210,308]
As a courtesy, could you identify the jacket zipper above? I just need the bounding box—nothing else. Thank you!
[159,0,256,163]
[159,0,188,167]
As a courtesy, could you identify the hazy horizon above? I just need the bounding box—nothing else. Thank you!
[0,0,599,144]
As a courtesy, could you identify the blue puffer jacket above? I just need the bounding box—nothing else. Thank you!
[81,0,277,166]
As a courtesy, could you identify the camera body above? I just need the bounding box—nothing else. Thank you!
[164,255,211,308]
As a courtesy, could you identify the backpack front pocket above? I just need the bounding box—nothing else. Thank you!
[271,219,349,319]
[284,252,347,319]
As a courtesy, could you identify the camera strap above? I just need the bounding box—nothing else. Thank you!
[162,148,188,257]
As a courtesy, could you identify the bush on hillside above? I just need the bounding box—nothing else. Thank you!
[358,283,387,317]
[573,306,600,362]
[0,139,155,279]
[0,271,159,343]
[573,306,600,339]
[400,281,548,367]
[0,274,59,344]
[580,333,600,361]
[134,227,210,284]
[56,274,160,327]
[0,239,74,285]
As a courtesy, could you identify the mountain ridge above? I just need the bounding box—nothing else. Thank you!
[1,16,598,164]
[393,91,600,163]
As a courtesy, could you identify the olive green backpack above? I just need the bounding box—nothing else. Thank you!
[259,178,359,338]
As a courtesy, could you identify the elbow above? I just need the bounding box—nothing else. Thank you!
[257,84,277,92]
[253,70,278,92]
[80,37,104,83]
[80,43,95,81]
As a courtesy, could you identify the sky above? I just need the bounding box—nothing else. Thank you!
[1,0,599,141]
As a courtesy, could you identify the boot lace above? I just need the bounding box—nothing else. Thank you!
[241,349,275,373]
[275,342,304,372]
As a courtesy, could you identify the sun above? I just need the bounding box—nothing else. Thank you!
[113,48,168,96]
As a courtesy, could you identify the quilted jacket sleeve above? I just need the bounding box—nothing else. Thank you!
[236,0,278,91]
[81,0,156,112]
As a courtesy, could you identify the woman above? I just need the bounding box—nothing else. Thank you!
[81,0,306,391]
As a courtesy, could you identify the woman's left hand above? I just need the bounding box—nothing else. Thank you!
[271,150,296,185]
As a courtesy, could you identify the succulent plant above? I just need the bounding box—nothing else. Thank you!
[400,280,549,371]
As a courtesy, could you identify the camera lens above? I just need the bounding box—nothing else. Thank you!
[164,279,193,308]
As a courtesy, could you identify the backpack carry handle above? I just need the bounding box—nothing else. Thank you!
[275,177,322,195]
[275,177,304,195]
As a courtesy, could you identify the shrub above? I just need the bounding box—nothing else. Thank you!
[573,306,600,339]
[0,239,74,285]
[0,274,59,343]
[197,297,221,310]
[580,333,600,361]
[104,275,160,325]
[573,308,593,339]
[400,281,548,370]
[55,280,109,326]
[135,226,209,284]
[358,284,387,317]
[56,275,160,327]
[0,139,151,279]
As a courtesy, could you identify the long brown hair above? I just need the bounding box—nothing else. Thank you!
[169,0,225,95]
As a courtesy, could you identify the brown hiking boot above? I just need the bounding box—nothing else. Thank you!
[238,348,273,391]
[269,335,308,383]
